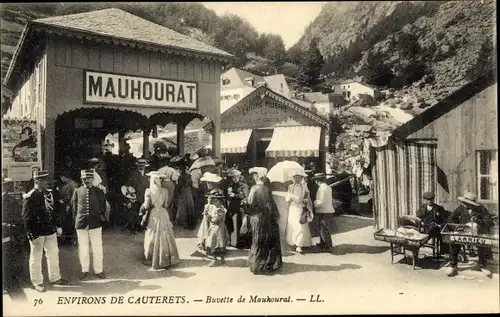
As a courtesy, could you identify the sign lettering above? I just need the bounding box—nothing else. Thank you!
[449,235,492,245]
[84,71,197,109]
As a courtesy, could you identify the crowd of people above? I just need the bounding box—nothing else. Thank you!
[2,145,497,297]
[2,146,339,295]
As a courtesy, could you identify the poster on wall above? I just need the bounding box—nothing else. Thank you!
[2,119,41,181]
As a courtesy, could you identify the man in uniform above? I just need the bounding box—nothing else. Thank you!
[72,169,107,280]
[3,177,26,298]
[22,170,68,292]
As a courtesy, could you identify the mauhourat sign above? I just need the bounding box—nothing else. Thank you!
[84,71,197,109]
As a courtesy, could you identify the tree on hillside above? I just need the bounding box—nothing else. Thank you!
[296,38,325,89]
[286,45,303,65]
[213,14,259,57]
[257,33,286,66]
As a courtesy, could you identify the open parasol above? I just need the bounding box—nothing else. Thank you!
[266,160,306,183]
[189,156,215,172]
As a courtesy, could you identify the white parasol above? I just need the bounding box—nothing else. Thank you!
[189,156,215,172]
[266,161,306,183]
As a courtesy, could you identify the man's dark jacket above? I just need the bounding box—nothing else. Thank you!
[21,189,59,241]
[71,185,106,230]
[447,204,496,234]
[416,204,448,227]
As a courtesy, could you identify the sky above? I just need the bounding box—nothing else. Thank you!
[201,2,327,49]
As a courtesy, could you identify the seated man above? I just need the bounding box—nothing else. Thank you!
[446,191,496,278]
[416,192,448,241]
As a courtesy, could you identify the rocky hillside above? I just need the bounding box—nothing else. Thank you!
[293,1,496,104]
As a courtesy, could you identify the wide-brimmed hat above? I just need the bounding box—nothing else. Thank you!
[227,169,241,177]
[292,169,308,178]
[458,191,480,206]
[146,171,167,178]
[249,167,268,178]
[121,186,137,199]
[423,191,435,200]
[200,172,222,183]
[80,169,95,179]
[3,177,13,186]
[33,169,50,180]
[311,173,326,181]
[206,188,224,199]
[136,158,149,166]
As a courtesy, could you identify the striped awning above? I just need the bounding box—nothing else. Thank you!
[265,126,322,158]
[219,129,253,154]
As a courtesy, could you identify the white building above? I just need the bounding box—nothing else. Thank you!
[332,80,381,102]
[220,67,291,113]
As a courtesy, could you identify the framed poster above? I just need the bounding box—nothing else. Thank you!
[2,118,42,181]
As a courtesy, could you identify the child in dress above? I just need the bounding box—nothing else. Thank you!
[197,188,229,267]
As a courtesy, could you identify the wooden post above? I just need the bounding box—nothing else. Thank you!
[44,116,56,181]
[319,127,327,173]
[118,131,126,153]
[212,115,221,157]
[142,129,150,158]
[177,121,185,156]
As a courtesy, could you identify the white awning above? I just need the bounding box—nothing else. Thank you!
[206,129,253,154]
[265,126,322,157]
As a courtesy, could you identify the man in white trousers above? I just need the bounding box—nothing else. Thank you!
[22,170,68,292]
[312,173,336,253]
[72,169,107,280]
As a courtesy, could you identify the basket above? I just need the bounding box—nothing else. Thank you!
[374,228,429,247]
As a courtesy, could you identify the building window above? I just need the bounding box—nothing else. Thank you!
[347,85,350,88]
[476,150,498,201]
[222,78,230,85]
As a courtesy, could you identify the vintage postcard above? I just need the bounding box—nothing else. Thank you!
[1,1,498,316]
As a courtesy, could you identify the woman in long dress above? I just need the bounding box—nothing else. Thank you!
[246,167,283,275]
[173,160,196,230]
[285,170,313,254]
[197,188,229,266]
[142,171,180,269]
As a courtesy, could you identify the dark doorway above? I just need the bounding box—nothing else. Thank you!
[256,140,270,167]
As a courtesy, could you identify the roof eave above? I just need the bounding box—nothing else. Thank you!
[32,21,235,63]
[3,22,32,88]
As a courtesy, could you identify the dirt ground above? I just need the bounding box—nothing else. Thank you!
[3,215,499,316]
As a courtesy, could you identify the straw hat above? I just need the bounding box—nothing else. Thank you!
[292,169,308,177]
[33,170,50,180]
[146,171,167,178]
[249,167,267,178]
[80,169,95,179]
[135,158,149,166]
[311,173,326,181]
[121,186,137,200]
[3,177,13,186]
[458,191,480,206]
[200,172,222,183]
[227,169,241,177]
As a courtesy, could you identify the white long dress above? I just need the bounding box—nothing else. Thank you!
[143,183,180,270]
[284,183,313,247]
